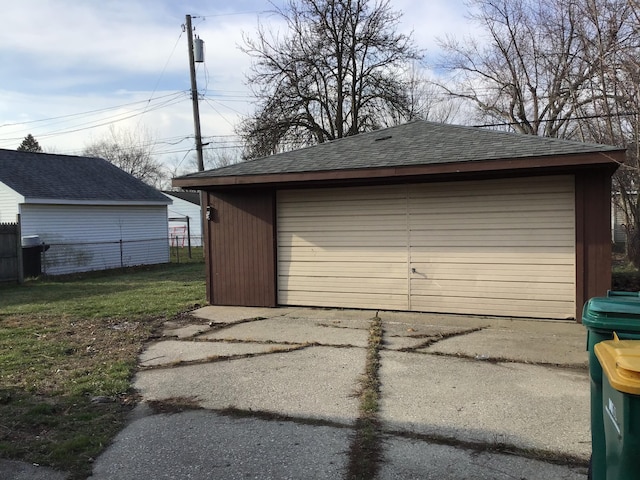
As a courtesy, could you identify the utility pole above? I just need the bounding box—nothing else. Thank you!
[185,14,204,172]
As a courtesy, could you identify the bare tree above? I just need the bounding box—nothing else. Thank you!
[436,0,628,137]
[435,0,640,265]
[238,0,423,159]
[569,0,639,264]
[83,127,166,188]
[404,65,463,124]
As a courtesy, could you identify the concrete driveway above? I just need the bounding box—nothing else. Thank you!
[87,307,589,479]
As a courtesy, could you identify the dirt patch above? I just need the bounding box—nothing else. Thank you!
[147,396,204,414]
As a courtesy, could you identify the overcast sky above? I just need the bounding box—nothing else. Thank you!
[0,0,473,173]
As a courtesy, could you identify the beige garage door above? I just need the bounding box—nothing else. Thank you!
[277,175,575,319]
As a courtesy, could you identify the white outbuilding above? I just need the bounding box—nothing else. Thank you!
[0,149,171,275]
[163,191,202,247]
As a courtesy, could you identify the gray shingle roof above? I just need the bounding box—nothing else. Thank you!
[163,190,200,205]
[0,149,170,203]
[178,120,622,180]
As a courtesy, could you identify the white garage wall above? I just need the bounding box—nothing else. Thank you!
[20,204,169,275]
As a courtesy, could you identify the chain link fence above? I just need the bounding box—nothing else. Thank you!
[14,234,207,278]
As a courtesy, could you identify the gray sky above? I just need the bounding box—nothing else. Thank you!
[0,0,473,172]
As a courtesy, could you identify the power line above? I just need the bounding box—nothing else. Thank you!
[134,29,185,133]
[0,91,186,129]
[473,111,639,128]
[0,93,189,147]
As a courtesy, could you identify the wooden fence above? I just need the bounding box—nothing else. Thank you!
[0,222,22,283]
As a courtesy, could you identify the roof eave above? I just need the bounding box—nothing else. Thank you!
[23,198,172,206]
[172,150,625,190]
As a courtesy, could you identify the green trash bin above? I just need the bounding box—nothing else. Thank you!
[583,291,640,480]
[594,335,640,480]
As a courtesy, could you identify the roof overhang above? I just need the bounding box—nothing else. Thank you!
[22,199,172,206]
[173,150,625,191]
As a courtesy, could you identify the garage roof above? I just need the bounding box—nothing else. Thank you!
[0,149,170,205]
[174,121,624,188]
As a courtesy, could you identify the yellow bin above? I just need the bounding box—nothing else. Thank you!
[594,333,640,480]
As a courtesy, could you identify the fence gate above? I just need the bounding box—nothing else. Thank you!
[0,222,22,283]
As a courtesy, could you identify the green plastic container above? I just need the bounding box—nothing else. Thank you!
[583,291,640,480]
[594,336,640,480]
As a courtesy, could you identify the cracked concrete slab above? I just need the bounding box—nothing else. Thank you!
[379,311,495,328]
[199,315,369,347]
[383,322,480,351]
[421,327,588,367]
[74,307,594,480]
[89,410,350,480]
[378,436,587,480]
[162,324,211,339]
[379,350,590,460]
[283,307,377,326]
[134,346,363,424]
[138,340,301,367]
[190,306,288,324]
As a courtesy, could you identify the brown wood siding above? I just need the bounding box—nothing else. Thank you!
[206,190,276,307]
[575,169,615,321]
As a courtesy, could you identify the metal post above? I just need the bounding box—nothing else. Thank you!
[41,242,46,276]
[186,216,192,259]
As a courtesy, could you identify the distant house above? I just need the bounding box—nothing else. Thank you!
[163,191,202,247]
[0,149,171,275]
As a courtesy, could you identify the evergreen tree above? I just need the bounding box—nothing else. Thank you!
[17,134,43,152]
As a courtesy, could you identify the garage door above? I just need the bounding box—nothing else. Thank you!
[277,176,575,319]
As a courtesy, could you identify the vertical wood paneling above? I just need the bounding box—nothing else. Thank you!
[575,169,614,321]
[208,190,276,307]
[0,222,19,282]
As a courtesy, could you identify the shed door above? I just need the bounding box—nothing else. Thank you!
[277,176,575,319]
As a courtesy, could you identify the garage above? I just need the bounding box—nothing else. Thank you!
[173,120,624,321]
[277,176,575,319]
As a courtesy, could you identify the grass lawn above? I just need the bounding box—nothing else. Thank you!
[0,261,206,479]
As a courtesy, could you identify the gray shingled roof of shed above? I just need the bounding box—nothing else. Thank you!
[0,149,170,203]
[178,120,622,180]
[163,190,200,205]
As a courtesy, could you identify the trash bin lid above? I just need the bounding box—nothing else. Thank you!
[595,333,640,395]
[21,235,41,247]
[582,291,640,331]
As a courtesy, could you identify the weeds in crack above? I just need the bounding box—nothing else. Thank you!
[427,351,588,370]
[147,396,203,414]
[396,326,486,353]
[139,344,316,371]
[347,316,383,480]
[216,407,350,429]
[382,428,589,467]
